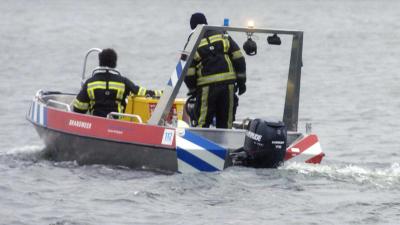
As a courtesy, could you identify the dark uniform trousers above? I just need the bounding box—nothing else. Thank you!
[196,83,235,129]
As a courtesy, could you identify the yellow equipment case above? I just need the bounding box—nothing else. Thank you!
[123,95,186,124]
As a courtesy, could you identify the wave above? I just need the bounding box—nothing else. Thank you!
[3,144,43,155]
[283,161,400,189]
[0,145,46,163]
[2,145,399,191]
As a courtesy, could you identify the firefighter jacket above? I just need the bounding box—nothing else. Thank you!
[73,67,162,117]
[184,30,246,91]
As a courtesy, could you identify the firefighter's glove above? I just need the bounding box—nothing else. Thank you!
[238,83,246,95]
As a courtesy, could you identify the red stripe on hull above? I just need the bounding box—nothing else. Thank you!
[305,153,325,164]
[46,108,175,148]
[284,134,319,161]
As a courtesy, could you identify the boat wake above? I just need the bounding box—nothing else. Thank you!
[0,145,45,162]
[283,161,400,189]
[0,145,49,172]
[3,145,399,191]
[4,145,43,154]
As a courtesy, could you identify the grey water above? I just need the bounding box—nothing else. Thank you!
[1,0,400,224]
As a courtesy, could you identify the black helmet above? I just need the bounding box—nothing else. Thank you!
[243,118,287,168]
[190,12,208,30]
[99,48,117,68]
[243,37,257,56]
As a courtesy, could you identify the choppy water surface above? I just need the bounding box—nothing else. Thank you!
[1,0,400,224]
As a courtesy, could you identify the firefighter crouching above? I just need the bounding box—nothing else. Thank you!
[184,13,246,129]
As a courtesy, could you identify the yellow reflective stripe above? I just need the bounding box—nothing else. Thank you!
[232,50,243,60]
[116,100,123,113]
[108,81,125,100]
[87,89,94,100]
[108,82,125,90]
[155,90,163,96]
[87,81,107,89]
[198,86,209,127]
[225,54,234,74]
[199,37,210,47]
[187,67,196,76]
[138,87,147,96]
[198,34,224,48]
[73,99,89,110]
[87,83,106,98]
[227,84,234,129]
[197,72,236,86]
[209,34,223,41]
[116,90,123,100]
[223,38,229,53]
[87,81,106,100]
[194,51,201,61]
[196,62,203,78]
[196,61,203,70]
[89,100,95,112]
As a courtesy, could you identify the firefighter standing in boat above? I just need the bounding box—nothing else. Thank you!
[184,13,246,128]
[73,48,162,117]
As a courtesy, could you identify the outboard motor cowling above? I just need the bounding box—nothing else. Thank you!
[242,118,287,168]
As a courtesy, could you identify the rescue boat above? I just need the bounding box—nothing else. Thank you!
[26,24,325,173]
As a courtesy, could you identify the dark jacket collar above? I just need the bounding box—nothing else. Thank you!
[92,67,121,76]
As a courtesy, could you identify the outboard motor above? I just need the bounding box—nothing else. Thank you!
[232,118,287,168]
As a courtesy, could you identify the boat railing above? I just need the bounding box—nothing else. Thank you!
[47,99,71,111]
[81,48,102,86]
[35,89,44,99]
[107,112,143,123]
[34,89,48,104]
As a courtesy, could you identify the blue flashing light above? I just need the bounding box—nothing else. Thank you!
[223,18,229,26]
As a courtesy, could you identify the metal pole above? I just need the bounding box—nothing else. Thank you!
[283,33,303,132]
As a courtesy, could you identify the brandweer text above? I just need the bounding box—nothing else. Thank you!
[69,120,92,129]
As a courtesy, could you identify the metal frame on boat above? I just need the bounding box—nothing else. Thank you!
[27,24,324,173]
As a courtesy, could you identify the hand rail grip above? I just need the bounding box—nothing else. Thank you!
[47,99,71,111]
[81,48,102,86]
[107,112,143,123]
[35,89,44,99]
